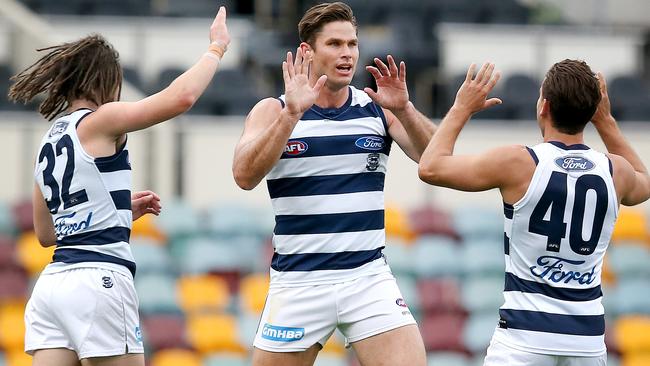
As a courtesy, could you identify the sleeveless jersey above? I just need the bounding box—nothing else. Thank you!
[494,141,618,356]
[34,109,135,277]
[267,86,393,286]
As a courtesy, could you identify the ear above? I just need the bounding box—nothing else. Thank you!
[539,98,551,118]
[299,42,312,57]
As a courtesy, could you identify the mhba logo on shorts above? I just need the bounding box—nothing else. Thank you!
[554,156,595,172]
[135,326,143,343]
[355,136,384,151]
[285,140,308,156]
[261,323,305,342]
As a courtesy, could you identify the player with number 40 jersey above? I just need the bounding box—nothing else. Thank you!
[418,59,650,366]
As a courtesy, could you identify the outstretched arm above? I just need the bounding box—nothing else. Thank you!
[365,56,435,162]
[232,48,327,190]
[591,73,650,206]
[84,6,231,137]
[131,190,162,221]
[418,63,530,195]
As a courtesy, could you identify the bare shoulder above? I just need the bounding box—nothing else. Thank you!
[247,97,283,120]
[488,144,532,164]
[607,153,635,181]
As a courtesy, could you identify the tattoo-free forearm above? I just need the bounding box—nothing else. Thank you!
[233,110,300,190]
[392,102,437,155]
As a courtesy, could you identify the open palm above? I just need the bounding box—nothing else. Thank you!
[283,48,327,117]
[364,55,409,111]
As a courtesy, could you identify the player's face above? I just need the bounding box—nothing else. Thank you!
[309,21,359,90]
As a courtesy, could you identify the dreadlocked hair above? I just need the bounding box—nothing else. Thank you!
[8,34,122,120]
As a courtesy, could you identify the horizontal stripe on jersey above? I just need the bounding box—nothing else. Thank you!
[271,247,384,271]
[502,291,603,316]
[268,154,388,180]
[273,229,385,255]
[95,149,131,172]
[268,172,385,199]
[274,210,384,235]
[504,272,602,301]
[272,191,384,216]
[499,309,604,336]
[56,227,131,246]
[280,134,391,159]
[53,247,136,276]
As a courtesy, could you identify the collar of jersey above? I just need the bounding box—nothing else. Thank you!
[548,140,590,151]
[309,86,353,120]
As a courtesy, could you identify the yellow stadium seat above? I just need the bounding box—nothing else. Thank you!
[131,214,166,244]
[0,301,26,352]
[186,313,245,355]
[6,349,31,366]
[239,273,269,314]
[177,274,230,313]
[615,316,650,353]
[622,353,650,366]
[321,334,346,356]
[612,208,649,244]
[385,205,416,243]
[16,231,54,276]
[151,348,202,366]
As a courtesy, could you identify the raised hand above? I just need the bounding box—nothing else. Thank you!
[453,62,501,114]
[283,47,327,117]
[210,6,230,51]
[131,190,162,221]
[591,72,614,125]
[364,55,409,112]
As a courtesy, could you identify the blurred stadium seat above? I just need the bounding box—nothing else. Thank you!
[151,348,202,366]
[135,273,180,314]
[130,238,174,275]
[420,313,466,352]
[186,313,245,354]
[615,316,650,354]
[142,314,188,352]
[238,273,269,315]
[611,209,649,243]
[177,274,231,313]
[15,232,54,277]
[0,302,26,353]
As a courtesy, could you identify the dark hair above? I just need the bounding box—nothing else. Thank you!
[298,2,357,47]
[8,34,122,120]
[542,59,601,135]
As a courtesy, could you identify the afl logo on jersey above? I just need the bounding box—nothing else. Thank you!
[555,156,595,172]
[355,136,385,151]
[285,140,308,156]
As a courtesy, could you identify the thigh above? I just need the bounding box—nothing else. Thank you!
[351,324,425,366]
[32,348,80,366]
[80,353,144,366]
[558,354,607,366]
[337,272,417,344]
[252,344,320,366]
[253,285,337,353]
[484,339,557,366]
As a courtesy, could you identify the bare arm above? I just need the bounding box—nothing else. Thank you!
[32,183,56,247]
[418,63,531,199]
[364,56,436,162]
[232,48,327,190]
[592,72,650,206]
[82,7,230,137]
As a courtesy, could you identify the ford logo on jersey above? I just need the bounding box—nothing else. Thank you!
[355,136,385,151]
[554,156,595,172]
[54,211,93,237]
[529,256,596,285]
[261,324,305,342]
[285,140,308,156]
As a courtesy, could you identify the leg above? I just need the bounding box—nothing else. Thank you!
[252,344,320,366]
[32,348,80,366]
[80,354,144,366]
[351,324,426,366]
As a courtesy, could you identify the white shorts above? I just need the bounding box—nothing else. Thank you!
[24,267,143,359]
[484,339,607,366]
[253,271,416,352]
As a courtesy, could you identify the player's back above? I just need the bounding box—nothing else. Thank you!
[34,108,135,277]
[495,141,618,357]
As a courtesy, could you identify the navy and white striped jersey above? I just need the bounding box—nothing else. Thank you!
[34,109,135,277]
[267,86,393,286]
[494,141,617,356]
